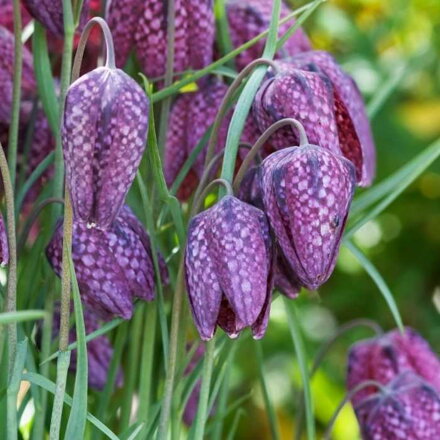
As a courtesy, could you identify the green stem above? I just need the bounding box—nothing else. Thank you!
[0,144,18,376]
[255,341,280,440]
[7,0,23,189]
[193,338,216,440]
[233,118,308,192]
[192,178,234,216]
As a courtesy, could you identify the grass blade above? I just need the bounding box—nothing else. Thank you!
[0,310,47,325]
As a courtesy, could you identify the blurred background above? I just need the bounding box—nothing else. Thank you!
[227,0,440,438]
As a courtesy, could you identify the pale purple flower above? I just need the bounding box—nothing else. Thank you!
[46,206,156,320]
[62,66,149,228]
[261,145,356,290]
[226,0,311,71]
[0,213,8,266]
[185,196,272,340]
[107,0,215,78]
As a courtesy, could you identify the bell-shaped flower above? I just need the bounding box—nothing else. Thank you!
[261,144,355,290]
[347,327,440,408]
[22,0,90,37]
[185,196,272,340]
[46,206,156,320]
[0,26,35,124]
[226,0,311,71]
[351,372,440,440]
[63,63,149,228]
[107,0,214,78]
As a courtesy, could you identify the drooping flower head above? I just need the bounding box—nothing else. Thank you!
[261,141,356,290]
[352,372,440,440]
[185,195,272,340]
[226,0,311,71]
[22,0,90,37]
[63,63,149,228]
[107,0,215,78]
[46,206,157,320]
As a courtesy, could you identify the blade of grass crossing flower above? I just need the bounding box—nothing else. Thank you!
[0,311,47,325]
[344,241,404,332]
[32,23,59,136]
[255,341,280,440]
[6,338,27,440]
[23,372,119,440]
[283,298,315,440]
[351,137,440,216]
[64,257,88,440]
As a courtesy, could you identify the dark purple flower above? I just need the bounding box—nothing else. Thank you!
[0,25,35,124]
[48,303,123,390]
[107,0,215,78]
[63,66,149,229]
[351,372,440,440]
[185,196,272,340]
[0,213,9,266]
[164,78,260,199]
[46,206,156,320]
[261,144,355,290]
[22,0,90,37]
[226,0,311,71]
[347,327,440,408]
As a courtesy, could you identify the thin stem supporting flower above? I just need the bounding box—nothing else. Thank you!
[204,58,279,170]
[233,118,309,192]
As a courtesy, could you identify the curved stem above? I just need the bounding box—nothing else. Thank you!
[233,118,308,192]
[323,380,387,440]
[204,58,279,169]
[72,17,116,81]
[192,179,233,215]
[0,143,17,374]
[294,318,383,440]
[17,198,64,253]
[7,0,23,189]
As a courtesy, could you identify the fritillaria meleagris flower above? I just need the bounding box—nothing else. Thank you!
[253,54,376,186]
[0,213,9,266]
[261,143,356,290]
[48,303,123,390]
[347,327,440,408]
[107,0,214,78]
[165,77,260,199]
[226,0,311,71]
[351,372,440,440]
[0,25,35,124]
[22,0,90,37]
[63,63,149,229]
[46,206,157,320]
[185,196,272,340]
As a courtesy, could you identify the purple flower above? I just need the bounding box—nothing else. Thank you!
[0,213,8,266]
[185,196,272,340]
[347,327,440,408]
[261,145,355,290]
[0,26,35,124]
[226,0,311,71]
[46,206,157,320]
[164,78,260,199]
[351,372,440,440]
[47,303,123,390]
[22,0,90,37]
[63,66,149,229]
[107,0,214,78]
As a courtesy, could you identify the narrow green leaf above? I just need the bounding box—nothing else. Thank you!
[284,298,315,440]
[344,241,404,332]
[23,372,119,440]
[64,258,88,440]
[0,310,47,325]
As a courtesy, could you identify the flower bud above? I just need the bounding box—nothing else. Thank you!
[226,0,311,71]
[185,196,272,340]
[46,206,156,320]
[261,145,355,290]
[63,66,149,228]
